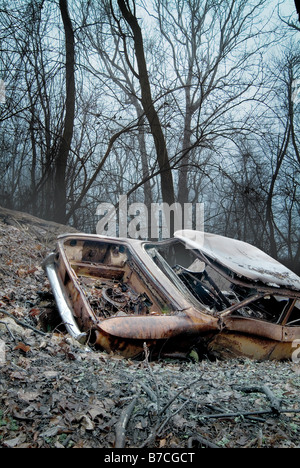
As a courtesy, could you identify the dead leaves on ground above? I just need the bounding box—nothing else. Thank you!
[14,342,31,354]
[0,214,300,448]
[1,322,300,448]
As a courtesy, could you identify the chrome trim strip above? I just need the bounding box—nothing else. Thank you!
[43,253,87,344]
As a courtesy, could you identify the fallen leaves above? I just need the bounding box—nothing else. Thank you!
[79,414,95,432]
[0,210,300,448]
[1,326,300,448]
[3,434,27,448]
[17,390,41,403]
[14,342,31,354]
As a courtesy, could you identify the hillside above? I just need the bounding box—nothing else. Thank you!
[0,206,299,449]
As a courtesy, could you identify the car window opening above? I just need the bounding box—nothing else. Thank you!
[145,241,300,327]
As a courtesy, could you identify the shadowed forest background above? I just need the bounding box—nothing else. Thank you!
[0,0,299,273]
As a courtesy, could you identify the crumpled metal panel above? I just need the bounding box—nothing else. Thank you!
[175,230,300,290]
[207,333,295,361]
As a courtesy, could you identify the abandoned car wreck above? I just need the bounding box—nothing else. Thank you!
[43,230,300,360]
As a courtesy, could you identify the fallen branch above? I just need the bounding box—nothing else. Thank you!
[140,377,201,448]
[0,309,47,337]
[233,385,281,414]
[115,396,138,448]
[143,342,160,413]
[159,377,201,416]
[187,435,220,449]
[199,408,300,421]
[139,382,157,403]
[0,321,16,341]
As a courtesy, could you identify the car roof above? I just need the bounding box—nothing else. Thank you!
[174,230,300,291]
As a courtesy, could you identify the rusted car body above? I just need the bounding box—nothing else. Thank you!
[43,230,300,360]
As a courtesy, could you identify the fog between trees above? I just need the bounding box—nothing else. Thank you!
[0,0,299,272]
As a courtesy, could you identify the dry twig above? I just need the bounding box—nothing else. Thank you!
[233,384,281,414]
[0,309,47,337]
[159,376,201,416]
[140,376,202,448]
[0,321,16,341]
[115,396,138,448]
[199,408,300,420]
[143,342,161,412]
[187,435,220,449]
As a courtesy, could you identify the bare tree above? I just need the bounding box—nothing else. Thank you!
[264,49,300,267]
[0,0,298,261]
[153,0,274,205]
[0,1,61,216]
[111,0,176,207]
[80,1,153,207]
[53,0,75,224]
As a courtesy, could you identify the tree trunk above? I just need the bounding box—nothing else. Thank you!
[178,107,193,205]
[265,124,291,260]
[117,0,175,207]
[54,0,75,224]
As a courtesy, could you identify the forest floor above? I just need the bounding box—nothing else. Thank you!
[0,206,299,449]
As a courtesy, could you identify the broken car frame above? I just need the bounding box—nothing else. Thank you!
[43,230,300,360]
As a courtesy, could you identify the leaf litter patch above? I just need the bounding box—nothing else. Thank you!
[0,208,299,448]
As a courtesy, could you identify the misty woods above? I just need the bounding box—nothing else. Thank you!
[0,0,299,272]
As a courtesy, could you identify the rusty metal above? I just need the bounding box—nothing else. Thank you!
[43,232,300,360]
[207,332,295,361]
[281,299,298,326]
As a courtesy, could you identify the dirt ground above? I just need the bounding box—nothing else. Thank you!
[0,206,299,449]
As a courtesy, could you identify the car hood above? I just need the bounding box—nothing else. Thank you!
[174,230,300,291]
